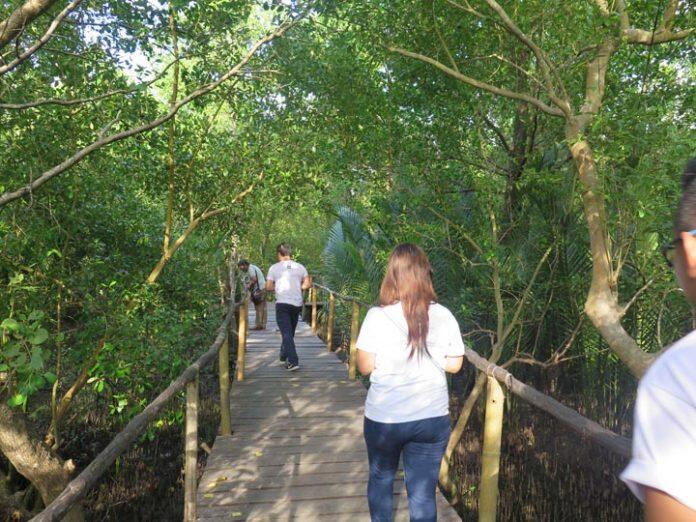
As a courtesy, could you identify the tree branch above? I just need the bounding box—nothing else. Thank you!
[659,0,679,31]
[387,46,565,117]
[624,26,693,45]
[481,113,511,153]
[496,242,555,350]
[0,0,82,77]
[480,0,570,114]
[0,0,58,50]
[616,0,693,45]
[0,18,298,207]
[432,1,459,72]
[0,58,179,110]
[620,277,656,318]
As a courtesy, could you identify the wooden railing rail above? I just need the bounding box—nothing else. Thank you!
[32,258,245,522]
[312,283,370,307]
[309,282,631,456]
[310,283,371,380]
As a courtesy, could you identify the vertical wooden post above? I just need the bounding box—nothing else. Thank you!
[218,335,232,436]
[311,286,318,333]
[236,299,248,382]
[478,376,505,522]
[348,300,360,380]
[326,292,335,352]
[184,372,199,522]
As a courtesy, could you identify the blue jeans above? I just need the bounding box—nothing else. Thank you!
[364,415,450,522]
[275,303,301,365]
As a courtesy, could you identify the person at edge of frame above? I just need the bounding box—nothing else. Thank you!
[620,157,696,522]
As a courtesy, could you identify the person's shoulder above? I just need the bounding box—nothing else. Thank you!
[364,305,390,322]
[641,330,696,397]
[430,302,458,323]
[364,305,381,317]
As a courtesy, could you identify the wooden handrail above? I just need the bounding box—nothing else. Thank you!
[464,347,631,457]
[310,283,631,458]
[32,259,242,522]
[312,283,371,307]
[311,284,366,379]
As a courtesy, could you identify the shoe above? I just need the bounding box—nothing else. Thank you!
[278,358,287,366]
[285,363,300,372]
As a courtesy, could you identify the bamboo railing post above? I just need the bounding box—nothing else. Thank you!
[348,300,360,380]
[326,292,335,352]
[236,299,248,381]
[311,286,318,333]
[478,376,505,522]
[218,335,231,436]
[184,371,199,522]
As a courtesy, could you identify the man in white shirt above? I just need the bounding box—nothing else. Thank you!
[265,244,311,371]
[620,158,696,521]
[238,259,266,330]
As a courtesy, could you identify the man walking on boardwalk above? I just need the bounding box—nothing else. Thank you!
[238,259,267,330]
[266,244,311,372]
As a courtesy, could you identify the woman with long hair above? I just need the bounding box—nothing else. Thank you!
[356,243,465,521]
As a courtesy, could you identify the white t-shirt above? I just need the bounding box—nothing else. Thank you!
[356,302,465,423]
[267,260,308,307]
[620,330,696,511]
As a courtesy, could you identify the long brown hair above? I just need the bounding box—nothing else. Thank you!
[379,243,437,358]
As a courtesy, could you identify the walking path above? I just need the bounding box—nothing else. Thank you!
[196,307,460,520]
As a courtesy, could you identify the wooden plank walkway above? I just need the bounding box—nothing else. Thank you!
[197,307,461,521]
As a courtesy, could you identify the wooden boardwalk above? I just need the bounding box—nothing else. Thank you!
[197,307,461,521]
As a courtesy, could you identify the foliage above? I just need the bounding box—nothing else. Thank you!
[0,0,693,518]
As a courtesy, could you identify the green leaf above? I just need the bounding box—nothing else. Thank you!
[43,372,57,384]
[1,318,20,331]
[8,394,26,407]
[29,328,49,345]
[29,347,44,370]
[28,310,45,321]
[8,273,24,286]
[30,375,45,389]
[0,364,8,372]
[3,343,20,358]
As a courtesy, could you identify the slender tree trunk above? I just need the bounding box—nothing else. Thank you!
[45,341,105,447]
[163,2,180,254]
[563,38,655,377]
[147,219,201,284]
[567,132,654,377]
[147,207,226,284]
[0,404,84,521]
[439,372,487,497]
